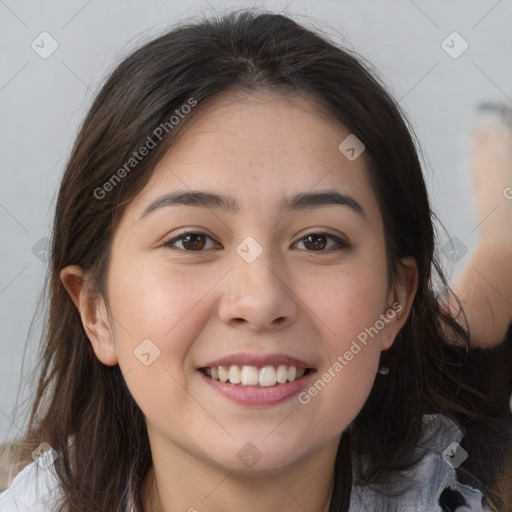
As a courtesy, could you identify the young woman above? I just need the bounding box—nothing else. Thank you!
[1,9,511,512]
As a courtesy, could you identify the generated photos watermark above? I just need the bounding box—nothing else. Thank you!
[298,301,403,405]
[93,97,198,200]
[31,442,58,469]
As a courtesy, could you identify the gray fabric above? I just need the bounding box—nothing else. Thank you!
[348,414,492,511]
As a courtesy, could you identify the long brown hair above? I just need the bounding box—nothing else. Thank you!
[2,9,511,511]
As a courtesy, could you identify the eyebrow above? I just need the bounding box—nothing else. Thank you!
[139,189,366,221]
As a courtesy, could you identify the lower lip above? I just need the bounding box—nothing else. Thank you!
[198,370,316,405]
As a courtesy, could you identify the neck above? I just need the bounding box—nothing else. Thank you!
[140,436,341,512]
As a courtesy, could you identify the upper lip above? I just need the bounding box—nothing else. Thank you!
[199,353,314,369]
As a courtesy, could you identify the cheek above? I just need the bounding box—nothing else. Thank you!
[299,251,388,418]
[330,357,378,432]
[107,258,218,343]
[105,260,220,408]
[307,255,389,341]
[299,334,381,440]
[107,265,214,427]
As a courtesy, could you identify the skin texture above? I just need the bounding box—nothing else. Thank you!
[60,90,418,512]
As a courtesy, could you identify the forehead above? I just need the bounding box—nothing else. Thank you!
[123,89,382,226]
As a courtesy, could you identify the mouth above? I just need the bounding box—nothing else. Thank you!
[197,354,316,405]
[199,364,314,387]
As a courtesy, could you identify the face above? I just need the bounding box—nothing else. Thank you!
[66,90,416,474]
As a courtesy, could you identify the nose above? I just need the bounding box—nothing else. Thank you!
[218,247,299,332]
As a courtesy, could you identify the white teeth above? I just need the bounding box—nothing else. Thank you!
[218,365,229,383]
[228,365,241,384]
[204,364,308,386]
[240,366,259,386]
[276,364,288,383]
[259,366,277,387]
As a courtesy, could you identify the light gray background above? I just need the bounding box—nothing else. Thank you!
[1,0,512,443]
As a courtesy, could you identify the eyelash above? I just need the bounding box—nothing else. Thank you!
[162,230,350,253]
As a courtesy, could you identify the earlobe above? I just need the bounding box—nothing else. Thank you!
[381,256,419,351]
[60,265,118,367]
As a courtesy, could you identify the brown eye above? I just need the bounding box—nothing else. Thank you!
[303,234,327,250]
[163,231,220,251]
[295,233,349,252]
[181,233,206,250]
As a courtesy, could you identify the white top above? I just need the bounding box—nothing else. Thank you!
[0,415,493,511]
[0,450,65,511]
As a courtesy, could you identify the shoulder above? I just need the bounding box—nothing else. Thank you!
[0,451,63,512]
[348,414,494,511]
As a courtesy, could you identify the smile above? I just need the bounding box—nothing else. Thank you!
[198,364,316,405]
[200,365,312,387]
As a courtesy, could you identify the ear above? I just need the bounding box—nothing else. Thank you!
[60,265,118,366]
[380,256,418,351]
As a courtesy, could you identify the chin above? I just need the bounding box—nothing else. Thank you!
[204,437,315,474]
